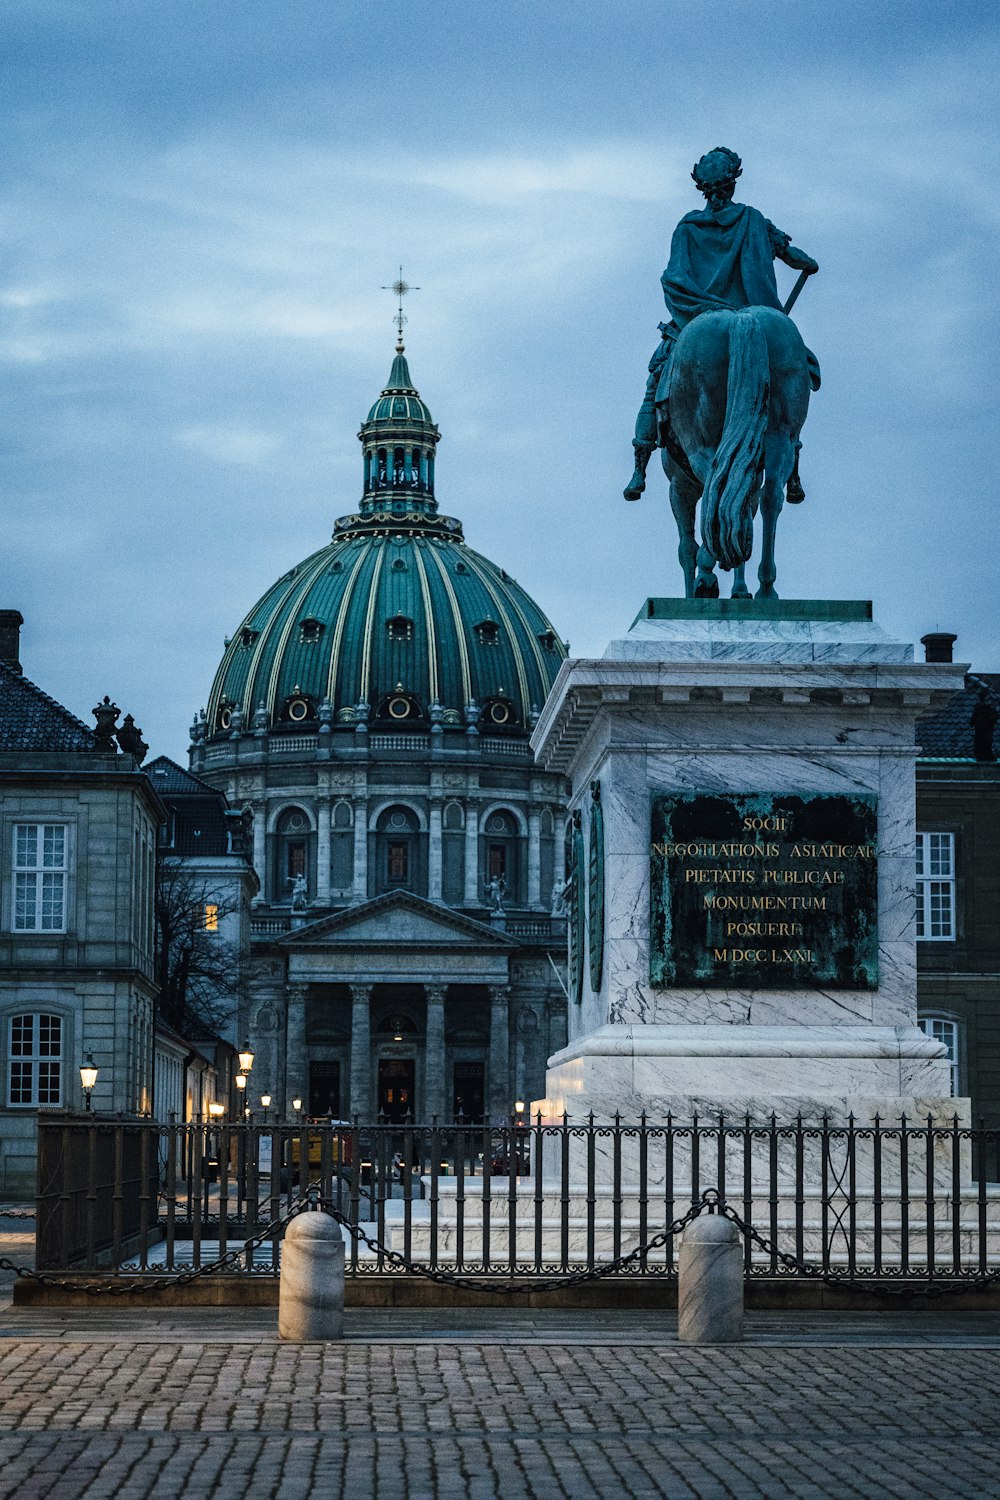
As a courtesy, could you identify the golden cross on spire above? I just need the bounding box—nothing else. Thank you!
[382,266,419,351]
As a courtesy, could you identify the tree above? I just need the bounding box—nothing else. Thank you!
[153,860,246,1038]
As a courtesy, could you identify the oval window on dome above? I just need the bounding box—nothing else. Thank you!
[288,698,311,723]
[388,696,411,720]
[218,707,232,731]
[489,701,512,725]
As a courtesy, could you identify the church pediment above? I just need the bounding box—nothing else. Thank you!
[278,890,518,950]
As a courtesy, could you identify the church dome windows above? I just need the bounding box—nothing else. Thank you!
[282,693,316,724]
[482,694,517,728]
[239,627,259,649]
[377,687,422,722]
[387,614,414,642]
[537,630,559,653]
[299,617,324,644]
[474,617,500,646]
[217,703,233,732]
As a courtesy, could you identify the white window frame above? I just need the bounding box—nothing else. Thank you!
[920,1014,961,1097]
[915,832,956,941]
[7,1012,64,1107]
[12,823,69,933]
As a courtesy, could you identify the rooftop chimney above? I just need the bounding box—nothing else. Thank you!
[921,631,957,664]
[0,610,24,674]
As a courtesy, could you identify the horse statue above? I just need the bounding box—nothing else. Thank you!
[625,146,819,599]
[660,304,811,599]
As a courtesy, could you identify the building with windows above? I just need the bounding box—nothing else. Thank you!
[190,341,570,1123]
[916,631,1000,1123]
[0,610,162,1194]
[145,756,258,1122]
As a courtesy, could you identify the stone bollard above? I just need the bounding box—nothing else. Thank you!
[678,1212,744,1344]
[278,1209,345,1341]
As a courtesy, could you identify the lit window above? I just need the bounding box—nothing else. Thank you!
[920,1015,960,1096]
[204,903,219,932]
[13,824,68,932]
[916,833,956,941]
[8,1013,63,1107]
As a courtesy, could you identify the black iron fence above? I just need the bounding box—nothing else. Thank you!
[34,1112,1000,1287]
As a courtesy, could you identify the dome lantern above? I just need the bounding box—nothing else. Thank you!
[357,339,440,521]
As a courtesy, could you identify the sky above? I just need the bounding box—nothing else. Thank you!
[3,0,999,760]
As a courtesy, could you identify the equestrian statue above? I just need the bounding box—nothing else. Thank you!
[624,147,820,599]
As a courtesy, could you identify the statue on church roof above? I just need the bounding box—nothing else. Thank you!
[624,148,820,600]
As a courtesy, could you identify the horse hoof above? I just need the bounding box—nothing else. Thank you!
[756,586,778,601]
[695,578,720,600]
[624,471,645,501]
[786,478,805,504]
[731,586,751,600]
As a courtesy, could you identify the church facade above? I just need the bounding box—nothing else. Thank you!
[190,341,571,1123]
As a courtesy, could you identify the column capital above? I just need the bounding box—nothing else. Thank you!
[286,980,309,1004]
[349,982,375,1006]
[487,983,510,1007]
[424,983,448,1006]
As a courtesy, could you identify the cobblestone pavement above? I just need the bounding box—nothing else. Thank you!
[0,1313,999,1499]
[3,1213,1000,1499]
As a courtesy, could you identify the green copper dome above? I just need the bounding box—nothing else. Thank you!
[204,346,566,742]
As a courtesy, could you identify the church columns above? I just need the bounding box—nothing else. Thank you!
[527,805,542,908]
[284,982,309,1113]
[316,800,331,905]
[349,983,374,1119]
[424,984,447,1120]
[463,802,479,904]
[488,984,510,1122]
[352,800,368,901]
[428,800,443,902]
[252,804,266,899]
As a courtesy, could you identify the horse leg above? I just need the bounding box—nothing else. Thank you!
[666,464,700,598]
[757,433,794,599]
[786,441,805,504]
[731,563,751,599]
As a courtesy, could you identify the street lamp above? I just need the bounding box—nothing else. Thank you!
[235,1072,247,1097]
[79,1055,98,1112]
[208,1101,225,1120]
[291,1097,303,1123]
[260,1093,271,1123]
[238,1047,255,1074]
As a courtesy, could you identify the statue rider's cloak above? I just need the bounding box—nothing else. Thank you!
[661,201,787,328]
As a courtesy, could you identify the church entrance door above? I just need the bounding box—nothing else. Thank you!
[309,1061,341,1118]
[378,1058,415,1123]
[453,1061,485,1124]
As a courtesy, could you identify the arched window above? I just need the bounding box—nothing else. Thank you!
[275,807,311,902]
[482,809,521,902]
[375,806,423,896]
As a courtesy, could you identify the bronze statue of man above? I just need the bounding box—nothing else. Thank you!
[626,147,820,502]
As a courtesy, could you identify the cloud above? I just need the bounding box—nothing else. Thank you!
[176,424,282,465]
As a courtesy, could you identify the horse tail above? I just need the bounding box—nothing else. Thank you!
[701,311,769,571]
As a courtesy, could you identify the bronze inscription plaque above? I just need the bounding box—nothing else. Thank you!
[650,792,878,990]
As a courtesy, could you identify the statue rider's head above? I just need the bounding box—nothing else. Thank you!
[692,147,742,213]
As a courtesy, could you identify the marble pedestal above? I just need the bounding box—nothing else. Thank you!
[530,600,968,1129]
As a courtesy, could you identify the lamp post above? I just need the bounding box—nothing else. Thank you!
[79,1055,98,1113]
[260,1093,271,1124]
[291,1096,303,1124]
[238,1047,255,1075]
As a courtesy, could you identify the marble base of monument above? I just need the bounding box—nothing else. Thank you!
[529,600,967,1131]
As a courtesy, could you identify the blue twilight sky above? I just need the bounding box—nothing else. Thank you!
[3,0,999,760]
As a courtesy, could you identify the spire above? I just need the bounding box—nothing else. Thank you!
[356,283,441,523]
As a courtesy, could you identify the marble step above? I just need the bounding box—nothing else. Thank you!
[387,1216,1000,1263]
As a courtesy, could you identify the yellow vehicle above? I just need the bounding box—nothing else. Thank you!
[288,1121,353,1172]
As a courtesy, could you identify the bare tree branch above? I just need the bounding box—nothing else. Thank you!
[154,859,245,1038]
